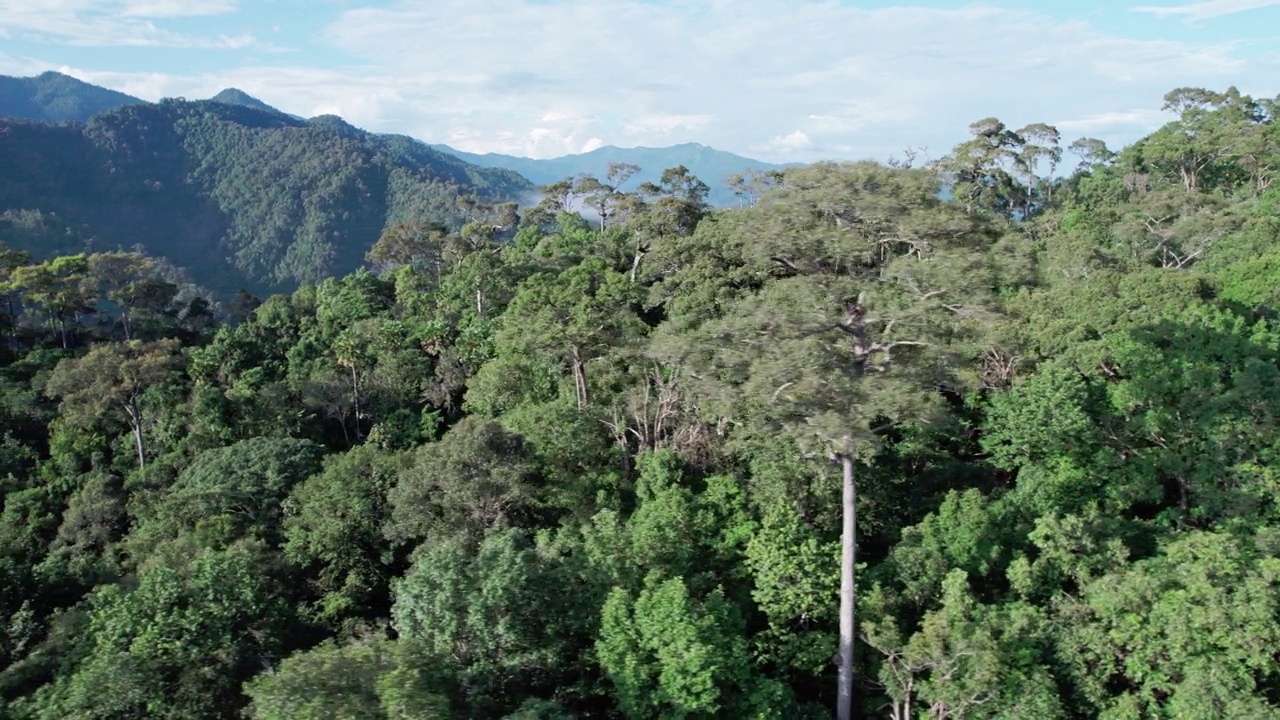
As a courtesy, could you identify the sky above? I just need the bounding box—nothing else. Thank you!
[1,0,1279,164]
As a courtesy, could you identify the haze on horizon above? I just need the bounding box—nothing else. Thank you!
[1,0,1278,164]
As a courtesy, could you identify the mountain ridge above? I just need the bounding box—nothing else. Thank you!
[1,71,789,206]
[0,97,531,297]
[0,71,145,123]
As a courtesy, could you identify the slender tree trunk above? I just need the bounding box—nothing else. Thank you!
[127,402,145,471]
[5,293,16,352]
[838,453,857,720]
[571,346,588,410]
[630,251,643,283]
[351,364,363,441]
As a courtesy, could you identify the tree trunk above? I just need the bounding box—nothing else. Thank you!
[838,453,857,720]
[629,250,643,283]
[5,293,16,352]
[350,364,363,441]
[127,401,145,471]
[571,346,588,410]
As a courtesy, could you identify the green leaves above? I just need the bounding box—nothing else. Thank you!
[386,419,538,544]
[597,574,755,718]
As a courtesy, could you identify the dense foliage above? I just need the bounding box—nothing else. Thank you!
[0,72,143,124]
[1,85,1280,718]
[0,97,530,296]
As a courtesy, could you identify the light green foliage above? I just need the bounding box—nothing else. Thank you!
[27,542,289,719]
[745,508,838,673]
[391,529,579,714]
[243,636,451,720]
[1062,532,1280,718]
[597,573,758,718]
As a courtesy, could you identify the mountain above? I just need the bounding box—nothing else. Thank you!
[0,99,532,296]
[208,88,286,115]
[0,71,144,123]
[430,142,791,206]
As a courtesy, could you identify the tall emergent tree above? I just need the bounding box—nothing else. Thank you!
[688,161,996,719]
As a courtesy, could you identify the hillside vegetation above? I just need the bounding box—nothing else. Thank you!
[0,86,1279,718]
[0,97,531,296]
[0,72,144,124]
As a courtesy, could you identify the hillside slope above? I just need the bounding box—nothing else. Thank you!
[0,71,144,123]
[0,99,532,295]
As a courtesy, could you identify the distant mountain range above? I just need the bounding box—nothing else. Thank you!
[0,72,788,205]
[0,71,793,295]
[429,143,790,206]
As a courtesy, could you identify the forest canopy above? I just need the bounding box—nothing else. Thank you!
[1,85,1280,718]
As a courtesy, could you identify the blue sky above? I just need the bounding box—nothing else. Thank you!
[2,0,1278,163]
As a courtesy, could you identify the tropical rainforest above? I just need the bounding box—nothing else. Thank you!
[1,85,1280,719]
[0,95,530,297]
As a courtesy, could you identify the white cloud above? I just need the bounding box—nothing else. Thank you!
[11,1,1280,164]
[300,0,1280,161]
[762,130,813,154]
[623,114,715,136]
[119,0,236,18]
[1052,108,1169,135]
[0,0,247,47]
[1132,0,1280,21]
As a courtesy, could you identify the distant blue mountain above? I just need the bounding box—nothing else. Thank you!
[430,142,792,206]
[0,71,144,123]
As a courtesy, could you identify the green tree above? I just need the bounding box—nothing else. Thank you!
[26,542,290,719]
[243,635,452,720]
[386,418,538,544]
[9,255,95,348]
[86,252,177,340]
[685,161,996,719]
[282,444,399,626]
[495,258,645,410]
[44,339,184,471]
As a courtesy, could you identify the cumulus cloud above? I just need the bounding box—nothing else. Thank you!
[762,130,813,154]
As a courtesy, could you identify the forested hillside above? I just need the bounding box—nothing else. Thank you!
[0,72,143,124]
[0,97,531,296]
[1,86,1279,718]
